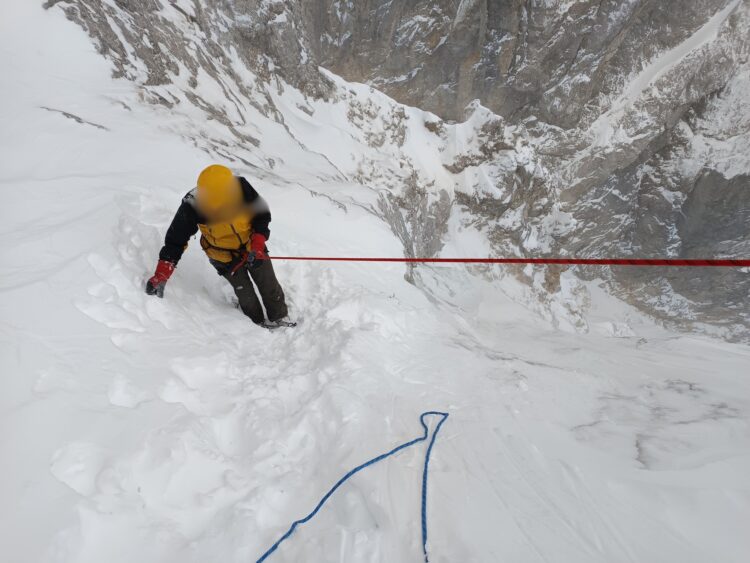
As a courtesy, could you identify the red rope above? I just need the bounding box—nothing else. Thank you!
[272,257,750,267]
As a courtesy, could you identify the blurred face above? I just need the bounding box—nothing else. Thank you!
[196,176,243,222]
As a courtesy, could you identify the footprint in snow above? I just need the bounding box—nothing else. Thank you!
[50,442,106,497]
[107,374,153,408]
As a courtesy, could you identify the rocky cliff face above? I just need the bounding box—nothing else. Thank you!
[44,0,750,339]
[307,0,737,125]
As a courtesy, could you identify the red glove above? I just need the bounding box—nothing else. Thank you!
[249,233,268,260]
[145,260,175,298]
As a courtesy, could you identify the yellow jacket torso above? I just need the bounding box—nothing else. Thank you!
[198,210,254,263]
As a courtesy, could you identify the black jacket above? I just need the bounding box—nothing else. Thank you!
[159,177,271,264]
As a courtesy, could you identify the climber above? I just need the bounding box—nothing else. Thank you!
[145,165,293,328]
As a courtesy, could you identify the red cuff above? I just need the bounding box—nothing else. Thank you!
[151,260,175,284]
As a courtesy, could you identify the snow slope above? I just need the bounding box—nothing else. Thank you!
[2,2,750,562]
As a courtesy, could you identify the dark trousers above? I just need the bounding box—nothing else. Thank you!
[212,258,288,324]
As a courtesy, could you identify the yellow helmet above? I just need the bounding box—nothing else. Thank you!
[196,165,242,218]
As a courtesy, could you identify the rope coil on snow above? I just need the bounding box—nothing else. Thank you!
[272,256,750,267]
[256,411,449,563]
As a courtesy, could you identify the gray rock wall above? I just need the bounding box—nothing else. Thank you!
[307,0,737,125]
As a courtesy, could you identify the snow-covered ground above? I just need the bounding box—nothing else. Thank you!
[2,3,750,562]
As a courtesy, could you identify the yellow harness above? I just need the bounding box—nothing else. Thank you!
[198,210,254,263]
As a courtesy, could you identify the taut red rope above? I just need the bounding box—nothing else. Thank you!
[272,257,750,267]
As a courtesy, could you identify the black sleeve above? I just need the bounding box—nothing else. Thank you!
[158,196,200,264]
[239,176,272,239]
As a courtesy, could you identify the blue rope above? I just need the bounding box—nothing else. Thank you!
[256,411,449,563]
[420,411,449,562]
